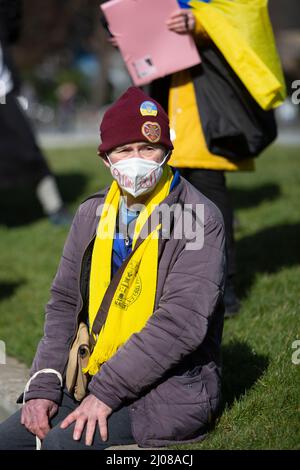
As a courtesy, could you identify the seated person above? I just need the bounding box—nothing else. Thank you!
[0,87,226,450]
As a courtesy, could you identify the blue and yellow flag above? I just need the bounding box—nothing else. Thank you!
[182,0,286,110]
[177,0,211,8]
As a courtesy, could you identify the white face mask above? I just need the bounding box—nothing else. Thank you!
[107,153,169,198]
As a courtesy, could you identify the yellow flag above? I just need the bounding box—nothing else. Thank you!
[190,0,286,109]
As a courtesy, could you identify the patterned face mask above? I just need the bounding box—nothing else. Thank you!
[107,153,169,198]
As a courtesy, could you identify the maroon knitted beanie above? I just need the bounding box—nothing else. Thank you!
[98,86,173,154]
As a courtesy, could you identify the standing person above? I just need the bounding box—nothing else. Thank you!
[148,0,286,317]
[101,0,286,317]
[0,0,72,225]
[0,87,226,449]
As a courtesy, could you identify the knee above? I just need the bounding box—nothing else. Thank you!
[0,422,10,450]
[41,428,63,450]
[0,412,31,450]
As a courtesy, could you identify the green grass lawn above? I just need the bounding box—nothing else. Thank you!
[0,144,299,449]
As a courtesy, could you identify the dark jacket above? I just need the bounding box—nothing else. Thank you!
[0,0,22,44]
[0,0,22,91]
[26,176,226,447]
[0,0,50,189]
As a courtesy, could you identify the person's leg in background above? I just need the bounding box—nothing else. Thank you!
[180,168,240,317]
[36,174,72,226]
[0,93,72,226]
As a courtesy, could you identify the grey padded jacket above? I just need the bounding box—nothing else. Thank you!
[25,175,226,447]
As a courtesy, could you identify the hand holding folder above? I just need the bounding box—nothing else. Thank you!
[101,0,201,86]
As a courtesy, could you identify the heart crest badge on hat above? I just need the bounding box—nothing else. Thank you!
[141,121,161,143]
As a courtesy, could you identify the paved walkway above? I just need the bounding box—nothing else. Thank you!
[0,357,28,422]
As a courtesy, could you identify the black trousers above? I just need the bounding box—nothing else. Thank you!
[0,390,135,450]
[0,92,50,189]
[180,168,236,278]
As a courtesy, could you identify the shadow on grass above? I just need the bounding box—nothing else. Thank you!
[221,340,269,409]
[0,281,25,302]
[0,172,87,227]
[229,183,281,210]
[236,223,300,298]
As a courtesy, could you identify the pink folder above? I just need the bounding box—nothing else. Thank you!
[101,0,201,86]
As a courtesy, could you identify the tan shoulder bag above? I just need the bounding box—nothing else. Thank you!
[66,322,91,401]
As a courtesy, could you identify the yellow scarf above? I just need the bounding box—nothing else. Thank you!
[83,165,173,376]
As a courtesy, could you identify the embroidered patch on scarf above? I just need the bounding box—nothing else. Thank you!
[114,260,142,310]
